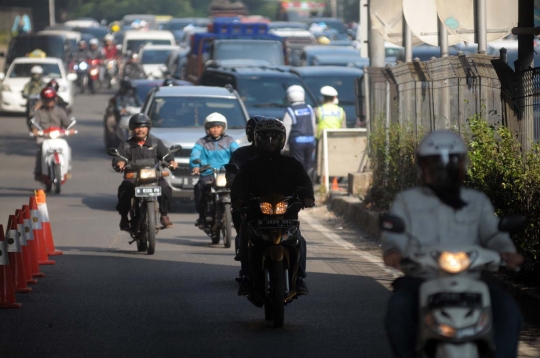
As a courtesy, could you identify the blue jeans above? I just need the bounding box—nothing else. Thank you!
[385,276,522,358]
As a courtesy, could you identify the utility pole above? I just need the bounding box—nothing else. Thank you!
[402,14,412,62]
[331,0,338,18]
[474,0,487,54]
[49,0,56,27]
[368,0,385,67]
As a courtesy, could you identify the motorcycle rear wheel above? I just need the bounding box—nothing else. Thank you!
[222,203,232,248]
[271,260,285,327]
[146,201,156,255]
[53,163,61,194]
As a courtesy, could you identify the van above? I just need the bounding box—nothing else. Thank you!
[121,30,176,56]
[1,34,72,71]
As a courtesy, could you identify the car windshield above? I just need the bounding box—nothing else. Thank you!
[141,49,172,64]
[126,39,172,53]
[237,76,315,108]
[301,75,359,105]
[214,42,284,66]
[133,82,161,103]
[9,36,64,59]
[9,63,62,79]
[149,96,246,129]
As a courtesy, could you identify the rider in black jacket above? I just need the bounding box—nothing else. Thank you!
[231,117,315,296]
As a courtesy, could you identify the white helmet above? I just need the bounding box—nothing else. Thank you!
[30,66,43,75]
[286,85,305,103]
[89,38,99,46]
[104,34,114,42]
[204,112,227,134]
[320,86,338,97]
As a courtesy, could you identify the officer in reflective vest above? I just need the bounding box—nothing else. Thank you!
[282,85,317,172]
[315,86,346,139]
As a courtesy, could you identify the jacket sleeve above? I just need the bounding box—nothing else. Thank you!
[230,141,239,154]
[478,193,517,253]
[282,109,293,144]
[32,110,42,129]
[230,166,249,203]
[226,149,241,187]
[310,106,317,135]
[60,109,72,129]
[382,193,411,256]
[293,160,315,200]
[189,140,203,170]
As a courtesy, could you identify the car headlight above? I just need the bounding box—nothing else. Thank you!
[438,252,470,274]
[1,84,11,92]
[139,169,156,179]
[216,173,227,187]
[260,202,273,215]
[49,130,60,139]
[274,201,288,215]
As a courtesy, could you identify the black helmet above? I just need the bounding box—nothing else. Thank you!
[254,117,286,152]
[129,113,152,130]
[47,79,60,92]
[120,79,133,91]
[246,116,266,143]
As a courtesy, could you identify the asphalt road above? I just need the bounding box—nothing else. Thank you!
[0,90,538,358]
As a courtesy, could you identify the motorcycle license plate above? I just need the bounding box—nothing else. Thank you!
[135,187,161,197]
[253,219,298,229]
[427,292,482,309]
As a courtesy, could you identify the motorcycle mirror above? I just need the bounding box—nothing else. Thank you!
[498,215,526,233]
[192,159,201,165]
[379,214,406,234]
[66,118,77,130]
[169,144,182,153]
[224,163,239,174]
[294,186,310,198]
[30,118,43,131]
[107,148,120,157]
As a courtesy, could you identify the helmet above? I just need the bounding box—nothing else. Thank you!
[79,40,87,46]
[129,113,152,130]
[120,79,133,91]
[30,66,43,75]
[286,85,305,103]
[40,87,56,100]
[162,78,179,86]
[254,117,286,152]
[246,116,266,143]
[104,34,114,42]
[417,130,468,190]
[320,86,338,97]
[89,38,99,46]
[47,79,60,92]
[204,112,227,134]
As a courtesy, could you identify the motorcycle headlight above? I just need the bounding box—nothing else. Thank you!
[107,61,114,69]
[49,130,60,139]
[438,252,470,274]
[79,62,88,70]
[216,173,227,187]
[260,202,273,215]
[274,201,288,215]
[139,169,156,179]
[1,84,11,92]
[90,68,99,76]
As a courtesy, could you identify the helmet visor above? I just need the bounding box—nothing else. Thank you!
[256,131,284,151]
[419,154,466,188]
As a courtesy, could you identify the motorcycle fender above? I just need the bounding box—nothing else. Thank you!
[53,152,61,165]
[219,195,231,203]
[268,245,284,261]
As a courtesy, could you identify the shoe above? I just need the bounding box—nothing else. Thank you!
[296,278,309,295]
[119,217,130,231]
[237,277,253,296]
[161,215,173,228]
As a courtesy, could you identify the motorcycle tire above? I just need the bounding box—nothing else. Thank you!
[222,203,232,248]
[211,203,220,244]
[264,303,273,321]
[271,260,285,327]
[89,80,95,95]
[136,238,147,252]
[45,182,52,193]
[53,163,61,194]
[146,201,156,255]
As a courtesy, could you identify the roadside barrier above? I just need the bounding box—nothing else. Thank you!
[6,215,31,293]
[0,224,21,309]
[22,205,45,277]
[35,190,63,256]
[16,209,37,285]
[29,197,55,265]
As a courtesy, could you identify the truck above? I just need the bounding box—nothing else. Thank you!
[276,0,327,22]
[186,19,286,84]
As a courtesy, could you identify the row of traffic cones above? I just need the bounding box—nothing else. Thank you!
[0,190,62,308]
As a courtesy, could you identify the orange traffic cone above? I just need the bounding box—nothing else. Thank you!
[35,190,63,256]
[16,209,37,285]
[0,225,21,308]
[332,177,339,190]
[22,205,46,278]
[6,215,31,293]
[29,197,55,265]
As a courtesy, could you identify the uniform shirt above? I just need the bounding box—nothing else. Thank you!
[22,79,46,98]
[315,102,346,139]
[383,186,517,276]
[282,101,316,144]
[33,105,71,130]
[112,136,171,169]
[190,135,239,177]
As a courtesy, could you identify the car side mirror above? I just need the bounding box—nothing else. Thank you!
[498,215,526,233]
[224,163,239,174]
[379,214,406,234]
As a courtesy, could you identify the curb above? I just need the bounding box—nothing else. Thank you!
[325,191,540,326]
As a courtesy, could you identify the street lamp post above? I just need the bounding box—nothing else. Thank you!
[49,0,56,27]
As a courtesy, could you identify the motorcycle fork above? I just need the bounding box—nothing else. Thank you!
[263,246,290,295]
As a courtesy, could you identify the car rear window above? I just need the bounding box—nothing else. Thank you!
[126,39,172,53]
[9,63,62,79]
[149,96,246,129]
[141,49,173,64]
[214,41,284,66]
[237,76,315,108]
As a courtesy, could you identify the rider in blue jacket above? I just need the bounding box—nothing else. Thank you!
[190,112,239,227]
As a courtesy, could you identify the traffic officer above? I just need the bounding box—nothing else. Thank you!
[315,86,346,139]
[282,85,316,172]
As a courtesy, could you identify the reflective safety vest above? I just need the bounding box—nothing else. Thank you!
[316,103,345,139]
[287,103,315,144]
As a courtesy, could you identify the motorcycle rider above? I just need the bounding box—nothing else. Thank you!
[231,117,315,296]
[225,116,265,261]
[190,113,239,229]
[22,66,46,99]
[113,113,178,230]
[74,40,88,63]
[103,34,118,60]
[115,80,140,115]
[44,79,70,113]
[383,130,524,358]
[31,87,76,181]
[282,85,317,173]
[86,38,104,60]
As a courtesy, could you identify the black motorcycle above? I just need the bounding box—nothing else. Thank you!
[107,145,181,255]
[193,159,233,248]
[239,189,307,327]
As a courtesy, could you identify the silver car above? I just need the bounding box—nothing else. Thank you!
[140,85,250,198]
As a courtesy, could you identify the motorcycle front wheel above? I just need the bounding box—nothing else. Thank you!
[146,201,156,255]
[271,260,285,327]
[222,203,232,248]
[53,163,61,194]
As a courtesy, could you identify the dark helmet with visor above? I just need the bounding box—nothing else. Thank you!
[129,113,152,130]
[253,117,286,152]
[246,116,267,143]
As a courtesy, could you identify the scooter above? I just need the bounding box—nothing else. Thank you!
[30,118,77,194]
[379,213,525,358]
[88,58,102,94]
[192,159,233,248]
[104,59,118,89]
[107,145,181,255]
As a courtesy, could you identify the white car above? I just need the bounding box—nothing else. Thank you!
[0,57,77,113]
[139,44,180,79]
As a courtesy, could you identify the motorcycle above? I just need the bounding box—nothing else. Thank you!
[104,59,118,89]
[30,118,77,194]
[379,213,525,358]
[74,60,89,94]
[192,159,233,248]
[104,104,140,149]
[25,93,40,131]
[238,188,308,327]
[87,58,102,94]
[107,145,181,255]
